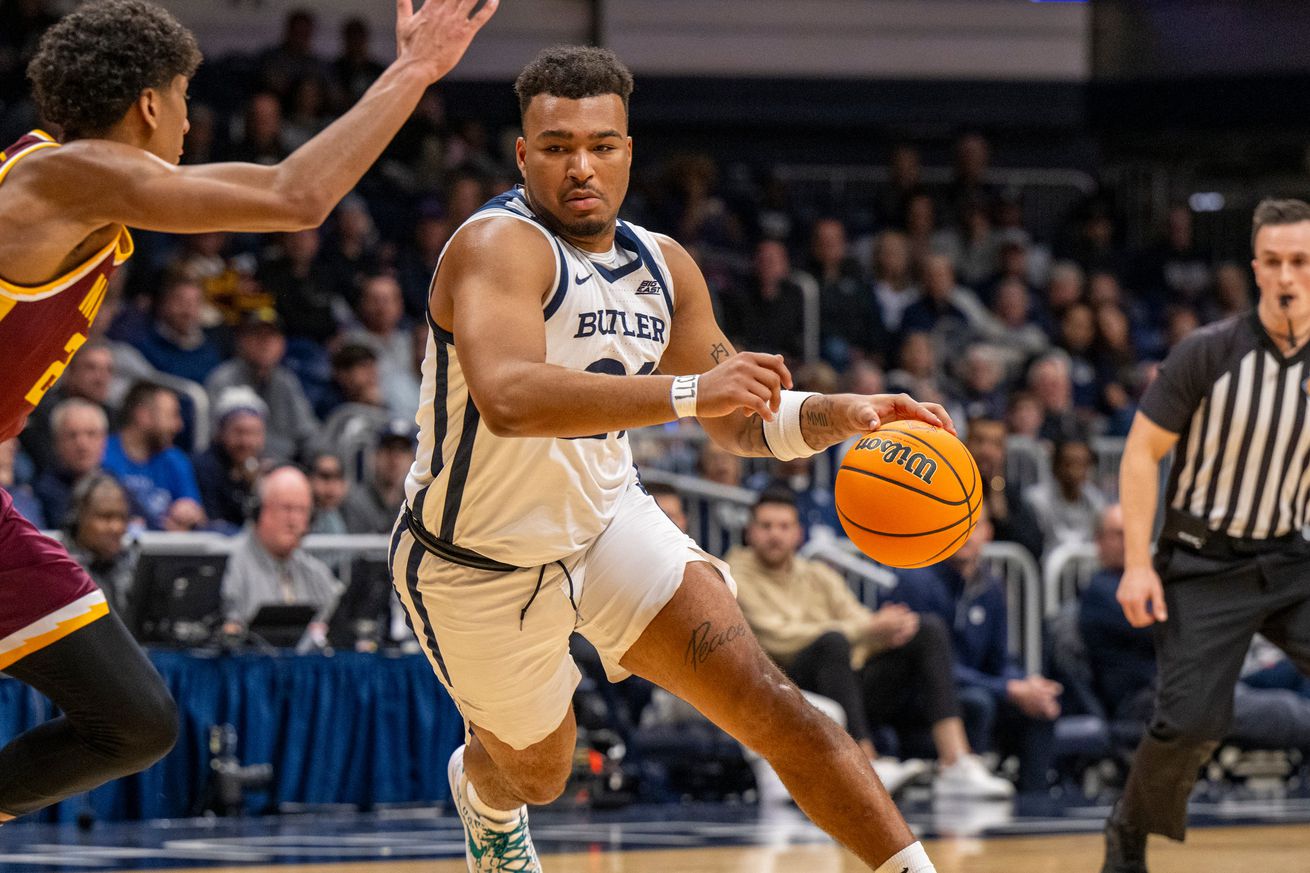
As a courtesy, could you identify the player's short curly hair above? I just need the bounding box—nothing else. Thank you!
[514,45,634,122]
[27,0,201,140]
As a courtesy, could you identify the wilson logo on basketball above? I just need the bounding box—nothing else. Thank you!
[853,436,938,484]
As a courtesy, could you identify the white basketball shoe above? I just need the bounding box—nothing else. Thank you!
[447,745,542,872]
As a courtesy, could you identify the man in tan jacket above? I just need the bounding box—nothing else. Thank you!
[728,488,1013,798]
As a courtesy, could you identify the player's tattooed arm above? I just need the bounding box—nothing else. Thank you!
[710,342,730,364]
[797,395,847,450]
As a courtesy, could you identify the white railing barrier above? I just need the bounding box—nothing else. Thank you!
[1041,541,1100,617]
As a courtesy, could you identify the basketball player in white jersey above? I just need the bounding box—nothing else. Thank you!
[392,46,950,873]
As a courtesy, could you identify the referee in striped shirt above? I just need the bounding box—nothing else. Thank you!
[1103,198,1310,873]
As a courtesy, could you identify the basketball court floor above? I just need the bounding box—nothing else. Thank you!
[2,792,1309,873]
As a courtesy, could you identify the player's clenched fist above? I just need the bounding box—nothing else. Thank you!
[696,352,793,420]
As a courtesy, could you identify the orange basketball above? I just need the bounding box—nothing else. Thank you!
[835,420,982,569]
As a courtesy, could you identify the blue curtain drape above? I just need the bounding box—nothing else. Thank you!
[0,650,463,822]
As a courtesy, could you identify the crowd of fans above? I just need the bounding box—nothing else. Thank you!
[3,4,1301,796]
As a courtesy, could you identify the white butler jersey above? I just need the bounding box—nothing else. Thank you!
[404,187,676,566]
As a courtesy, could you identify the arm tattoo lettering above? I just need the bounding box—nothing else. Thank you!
[684,620,746,671]
[710,342,729,364]
[804,407,830,428]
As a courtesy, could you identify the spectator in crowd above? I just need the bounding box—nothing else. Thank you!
[206,309,319,462]
[804,217,886,368]
[936,198,999,289]
[0,438,44,527]
[166,231,268,327]
[64,474,135,622]
[956,343,1009,422]
[1208,261,1252,322]
[34,398,109,527]
[886,332,961,425]
[317,344,390,452]
[1027,352,1083,442]
[136,276,224,384]
[980,232,1038,306]
[1056,302,1101,412]
[899,253,995,353]
[396,202,453,320]
[179,102,217,165]
[987,277,1051,367]
[1080,504,1310,749]
[1023,438,1107,553]
[342,420,414,533]
[902,192,952,272]
[332,16,385,107]
[320,194,383,310]
[1060,198,1126,277]
[693,440,750,552]
[344,273,420,421]
[221,465,342,635]
[255,8,325,99]
[1036,261,1085,337]
[721,239,806,361]
[1131,203,1212,319]
[103,382,205,532]
[965,417,1044,560]
[0,0,58,107]
[224,92,290,166]
[730,490,1014,798]
[260,228,340,346]
[868,230,920,335]
[874,142,924,230]
[308,450,350,536]
[195,388,269,532]
[943,131,997,224]
[892,506,1060,792]
[20,338,115,474]
[281,74,333,151]
[1006,390,1045,442]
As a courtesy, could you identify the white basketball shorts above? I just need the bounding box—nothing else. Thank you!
[390,478,737,750]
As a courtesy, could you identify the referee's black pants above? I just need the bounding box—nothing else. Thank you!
[1114,543,1310,841]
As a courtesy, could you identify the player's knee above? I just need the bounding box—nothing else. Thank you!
[115,682,179,770]
[508,758,572,806]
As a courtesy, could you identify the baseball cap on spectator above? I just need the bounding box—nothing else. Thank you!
[235,306,284,335]
[213,385,269,426]
[377,418,418,449]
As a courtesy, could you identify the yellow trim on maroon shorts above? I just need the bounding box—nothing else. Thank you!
[0,595,109,671]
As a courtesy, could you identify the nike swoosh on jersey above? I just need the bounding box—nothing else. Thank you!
[575,273,593,285]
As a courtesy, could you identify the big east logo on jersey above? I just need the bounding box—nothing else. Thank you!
[852,436,938,484]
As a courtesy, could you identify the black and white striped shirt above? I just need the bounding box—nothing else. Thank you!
[1141,312,1310,540]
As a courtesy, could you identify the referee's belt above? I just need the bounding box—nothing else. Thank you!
[402,505,523,572]
[1160,508,1307,557]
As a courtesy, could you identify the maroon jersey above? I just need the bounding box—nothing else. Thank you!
[0,130,134,438]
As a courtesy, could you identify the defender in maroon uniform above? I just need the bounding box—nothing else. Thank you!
[0,0,496,821]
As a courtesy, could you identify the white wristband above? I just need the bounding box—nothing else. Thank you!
[762,390,820,461]
[874,841,935,873]
[670,375,699,418]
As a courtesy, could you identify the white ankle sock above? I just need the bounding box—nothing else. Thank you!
[875,841,936,873]
[465,780,518,823]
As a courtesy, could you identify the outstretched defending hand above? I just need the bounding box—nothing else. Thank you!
[1117,565,1169,627]
[396,0,500,83]
[696,352,792,421]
